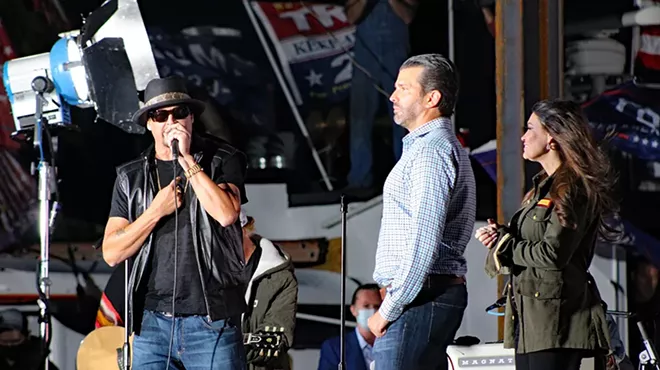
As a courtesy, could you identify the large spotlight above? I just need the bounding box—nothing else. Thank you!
[2,46,72,132]
[2,0,159,135]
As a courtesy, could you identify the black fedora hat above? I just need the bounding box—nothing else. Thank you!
[132,76,206,125]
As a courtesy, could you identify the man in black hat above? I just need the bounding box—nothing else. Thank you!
[101,76,248,369]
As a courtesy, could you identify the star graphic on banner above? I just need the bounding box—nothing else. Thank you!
[305,69,323,87]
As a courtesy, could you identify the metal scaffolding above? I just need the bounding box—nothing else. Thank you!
[495,0,525,225]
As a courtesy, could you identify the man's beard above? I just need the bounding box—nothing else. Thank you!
[394,107,417,128]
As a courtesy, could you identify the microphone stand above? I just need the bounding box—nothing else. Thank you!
[32,76,54,370]
[339,194,347,370]
[122,260,130,370]
[119,140,179,370]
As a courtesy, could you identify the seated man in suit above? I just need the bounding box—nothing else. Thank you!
[318,284,382,370]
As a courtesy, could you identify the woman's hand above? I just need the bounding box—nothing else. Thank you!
[475,219,502,249]
[475,226,497,248]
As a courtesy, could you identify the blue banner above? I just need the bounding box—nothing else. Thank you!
[148,26,274,128]
[584,81,660,161]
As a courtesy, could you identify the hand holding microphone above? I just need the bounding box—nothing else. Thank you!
[164,123,190,159]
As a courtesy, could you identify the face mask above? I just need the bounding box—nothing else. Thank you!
[356,308,376,330]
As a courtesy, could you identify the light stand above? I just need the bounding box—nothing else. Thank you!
[637,320,660,370]
[339,194,348,370]
[32,75,55,370]
[608,310,660,370]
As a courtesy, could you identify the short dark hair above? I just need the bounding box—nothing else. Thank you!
[351,283,380,305]
[400,53,459,117]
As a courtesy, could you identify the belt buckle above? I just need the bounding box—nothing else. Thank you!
[161,311,174,317]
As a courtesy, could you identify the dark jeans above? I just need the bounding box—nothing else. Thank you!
[132,310,246,370]
[347,0,409,188]
[515,349,586,370]
[372,283,468,370]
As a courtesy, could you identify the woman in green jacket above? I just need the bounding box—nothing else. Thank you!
[475,99,618,370]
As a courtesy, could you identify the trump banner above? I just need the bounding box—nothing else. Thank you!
[250,2,356,107]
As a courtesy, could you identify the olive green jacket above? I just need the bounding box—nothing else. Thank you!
[242,236,298,370]
[485,174,611,355]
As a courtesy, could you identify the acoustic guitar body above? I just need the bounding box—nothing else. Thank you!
[77,326,133,370]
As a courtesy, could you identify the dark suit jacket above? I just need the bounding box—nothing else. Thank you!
[318,330,368,370]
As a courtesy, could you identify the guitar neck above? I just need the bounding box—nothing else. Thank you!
[243,330,284,348]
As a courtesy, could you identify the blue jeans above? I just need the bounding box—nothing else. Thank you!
[132,310,246,370]
[348,1,409,188]
[373,284,468,370]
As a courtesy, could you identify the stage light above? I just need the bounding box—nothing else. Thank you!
[51,32,91,106]
[3,51,71,132]
[2,0,159,136]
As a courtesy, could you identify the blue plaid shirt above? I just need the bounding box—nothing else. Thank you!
[373,117,477,321]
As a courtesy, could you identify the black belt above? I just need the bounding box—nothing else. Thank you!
[422,274,466,289]
[405,274,466,309]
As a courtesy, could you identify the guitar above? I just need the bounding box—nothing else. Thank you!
[76,326,132,370]
[76,325,285,370]
[244,326,286,359]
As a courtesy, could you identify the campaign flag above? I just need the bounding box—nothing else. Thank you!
[583,81,660,162]
[148,25,275,129]
[251,2,356,107]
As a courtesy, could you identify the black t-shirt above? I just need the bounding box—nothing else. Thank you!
[108,144,248,316]
[142,159,206,314]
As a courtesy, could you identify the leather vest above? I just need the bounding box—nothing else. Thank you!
[116,136,248,334]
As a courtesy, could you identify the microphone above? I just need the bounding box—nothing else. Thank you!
[170,138,180,159]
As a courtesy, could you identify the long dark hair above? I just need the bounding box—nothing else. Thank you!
[526,99,619,237]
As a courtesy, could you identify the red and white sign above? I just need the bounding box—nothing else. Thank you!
[0,18,18,151]
[637,1,660,71]
[251,2,356,105]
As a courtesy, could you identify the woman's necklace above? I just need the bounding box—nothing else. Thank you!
[155,160,190,192]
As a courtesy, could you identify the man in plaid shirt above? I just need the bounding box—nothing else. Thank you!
[368,53,476,370]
